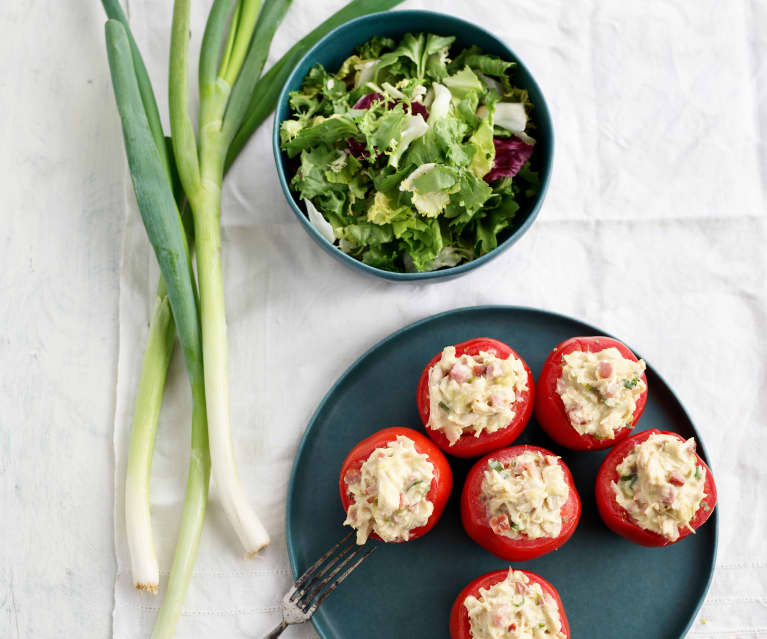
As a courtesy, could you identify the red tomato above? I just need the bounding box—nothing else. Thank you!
[449,568,571,639]
[534,336,648,451]
[460,445,581,561]
[338,427,453,542]
[595,428,717,547]
[416,338,535,458]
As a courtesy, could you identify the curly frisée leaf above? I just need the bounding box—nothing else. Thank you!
[400,163,458,217]
[285,115,359,157]
[443,66,484,99]
[449,45,517,95]
[423,34,455,79]
[468,107,495,178]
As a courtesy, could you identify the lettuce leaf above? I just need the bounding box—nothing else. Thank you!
[443,66,484,99]
[355,35,396,60]
[450,45,516,95]
[375,32,425,81]
[284,115,359,157]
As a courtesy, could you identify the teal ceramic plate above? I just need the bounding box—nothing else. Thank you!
[286,306,717,638]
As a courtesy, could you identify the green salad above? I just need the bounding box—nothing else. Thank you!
[280,32,540,272]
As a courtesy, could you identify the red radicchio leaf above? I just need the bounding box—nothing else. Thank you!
[484,137,534,183]
[347,137,370,160]
[353,92,387,110]
[353,92,429,119]
[408,101,429,119]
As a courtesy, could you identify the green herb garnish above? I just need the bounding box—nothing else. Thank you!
[489,459,504,473]
[623,377,639,389]
[439,401,451,412]
[620,473,638,495]
[695,465,702,480]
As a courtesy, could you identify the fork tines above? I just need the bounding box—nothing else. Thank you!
[288,531,377,615]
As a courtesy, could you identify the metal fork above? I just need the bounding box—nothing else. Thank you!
[263,532,377,638]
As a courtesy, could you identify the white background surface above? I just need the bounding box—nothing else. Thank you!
[2,0,766,637]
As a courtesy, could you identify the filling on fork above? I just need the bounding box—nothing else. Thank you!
[343,435,434,544]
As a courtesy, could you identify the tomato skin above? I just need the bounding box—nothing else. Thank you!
[338,427,453,542]
[449,568,570,639]
[534,336,648,451]
[595,428,717,547]
[416,338,535,458]
[460,445,581,561]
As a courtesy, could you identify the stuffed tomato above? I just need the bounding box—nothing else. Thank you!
[339,427,452,544]
[417,338,534,458]
[449,568,570,639]
[461,445,580,561]
[535,336,648,451]
[596,429,717,547]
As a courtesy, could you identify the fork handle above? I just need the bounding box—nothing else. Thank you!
[263,620,288,639]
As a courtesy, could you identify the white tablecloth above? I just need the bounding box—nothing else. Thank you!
[2,1,766,638]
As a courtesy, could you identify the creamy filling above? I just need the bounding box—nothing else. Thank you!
[481,451,569,539]
[427,346,528,445]
[343,435,434,544]
[464,569,566,639]
[556,347,646,439]
[612,433,706,541]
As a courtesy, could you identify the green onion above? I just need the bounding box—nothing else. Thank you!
[103,0,405,631]
[489,460,504,473]
[695,465,702,480]
[623,377,639,389]
[169,0,291,559]
[702,500,709,511]
[172,0,406,561]
[124,283,175,594]
[101,0,179,595]
[104,18,210,637]
[439,400,451,412]
[620,473,638,496]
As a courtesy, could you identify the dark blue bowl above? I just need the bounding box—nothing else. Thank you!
[273,10,554,281]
